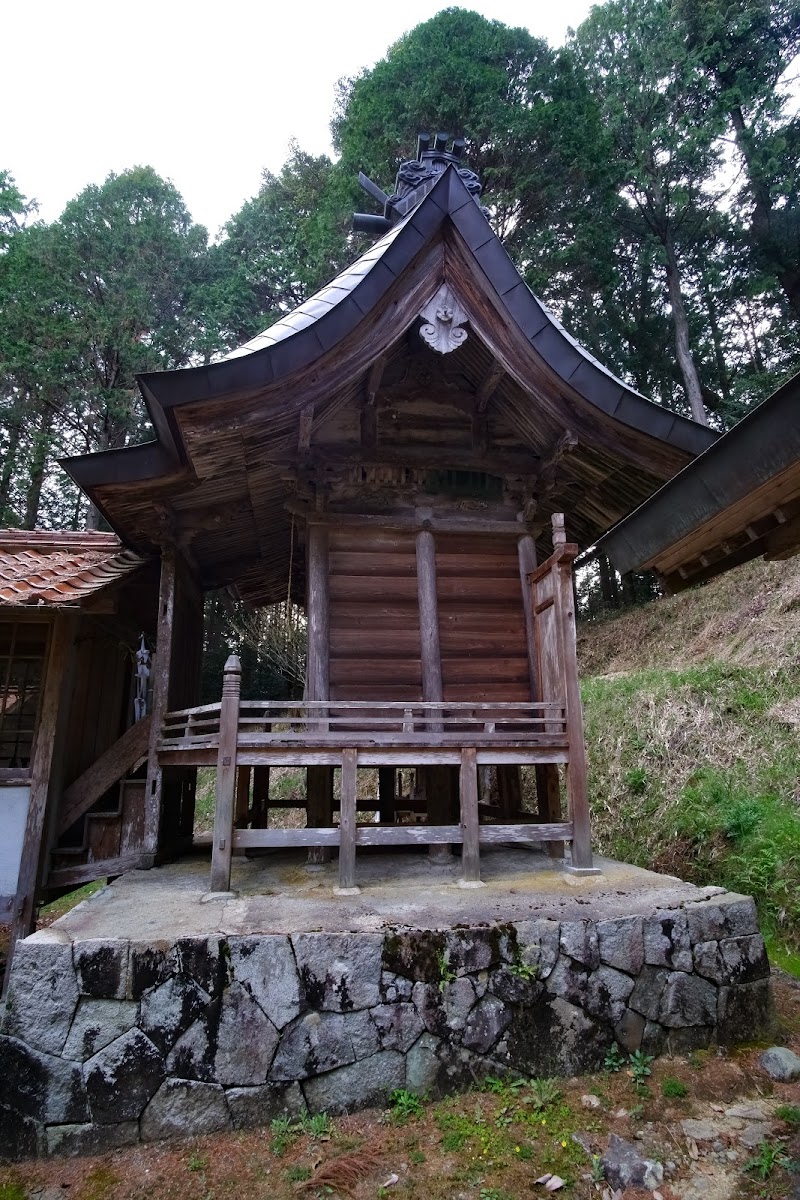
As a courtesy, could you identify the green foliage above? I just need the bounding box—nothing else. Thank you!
[744,1138,790,1179]
[603,1044,627,1073]
[281,1165,312,1182]
[389,1089,425,1122]
[526,1078,563,1111]
[661,1077,689,1098]
[775,1104,800,1126]
[437,951,457,990]
[187,1151,208,1171]
[628,1051,654,1089]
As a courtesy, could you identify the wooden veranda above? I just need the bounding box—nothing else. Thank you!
[158,517,594,890]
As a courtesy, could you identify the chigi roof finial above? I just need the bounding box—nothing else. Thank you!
[353,132,486,235]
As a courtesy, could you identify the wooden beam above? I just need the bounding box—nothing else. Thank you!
[46,852,144,891]
[298,508,526,537]
[298,404,314,454]
[765,512,800,560]
[8,612,77,982]
[58,715,153,836]
[307,765,333,864]
[365,354,387,405]
[210,654,241,893]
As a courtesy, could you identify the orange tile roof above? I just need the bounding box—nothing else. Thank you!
[0,530,148,607]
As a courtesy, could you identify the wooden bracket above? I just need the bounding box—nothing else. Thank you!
[475,361,505,413]
[298,404,314,454]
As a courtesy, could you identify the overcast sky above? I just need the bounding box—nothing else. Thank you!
[5,0,594,237]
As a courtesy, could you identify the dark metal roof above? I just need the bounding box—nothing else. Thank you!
[600,372,800,587]
[63,166,715,496]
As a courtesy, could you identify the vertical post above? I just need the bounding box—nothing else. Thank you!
[144,547,177,859]
[307,766,334,865]
[415,527,444,711]
[306,524,330,709]
[210,655,241,893]
[459,747,482,886]
[252,765,270,827]
[7,612,77,983]
[235,766,251,826]
[378,767,396,824]
[551,514,596,873]
[521,530,562,850]
[337,747,358,893]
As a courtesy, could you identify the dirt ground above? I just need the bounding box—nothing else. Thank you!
[2,975,798,1200]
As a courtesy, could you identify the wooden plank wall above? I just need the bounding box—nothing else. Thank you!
[329,529,422,701]
[436,534,529,703]
[61,619,130,807]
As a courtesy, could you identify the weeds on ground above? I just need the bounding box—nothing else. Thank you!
[603,1044,626,1073]
[661,1077,689,1098]
[775,1104,800,1126]
[745,1139,791,1180]
[389,1089,425,1122]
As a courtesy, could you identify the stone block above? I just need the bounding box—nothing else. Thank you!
[664,1026,715,1054]
[86,1028,164,1124]
[0,1035,88,1124]
[692,940,723,982]
[488,966,542,1006]
[614,1009,645,1054]
[215,982,279,1086]
[303,1050,405,1114]
[175,937,228,998]
[226,1081,306,1129]
[641,1021,665,1056]
[506,996,609,1077]
[405,1032,443,1094]
[718,979,772,1045]
[63,998,138,1061]
[0,1102,42,1160]
[270,1012,356,1081]
[684,894,759,944]
[139,975,206,1054]
[344,1009,380,1060]
[720,935,770,984]
[45,1121,139,1157]
[228,935,300,1029]
[371,1003,424,1053]
[128,942,173,999]
[597,916,644,976]
[166,1012,216,1082]
[584,965,635,1026]
[643,910,692,972]
[559,920,600,969]
[3,940,79,1056]
[462,996,511,1056]
[380,971,414,1003]
[445,926,509,975]
[545,956,589,1008]
[442,976,476,1033]
[628,966,670,1021]
[659,971,718,1028]
[292,932,382,1012]
[381,930,446,984]
[411,981,445,1037]
[74,939,129,999]
[513,919,560,979]
[140,1079,231,1141]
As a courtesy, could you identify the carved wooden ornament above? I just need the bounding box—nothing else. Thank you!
[419,284,469,354]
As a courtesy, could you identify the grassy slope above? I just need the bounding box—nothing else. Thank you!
[578,557,800,969]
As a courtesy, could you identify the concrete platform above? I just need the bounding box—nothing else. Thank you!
[55,848,708,942]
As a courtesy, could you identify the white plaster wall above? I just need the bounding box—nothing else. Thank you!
[0,783,31,898]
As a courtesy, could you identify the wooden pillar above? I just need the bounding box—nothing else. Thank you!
[210,655,241,893]
[252,765,270,828]
[7,612,78,984]
[416,526,450,857]
[378,767,396,824]
[519,531,562,849]
[235,767,251,826]
[337,748,358,892]
[306,525,330,707]
[459,747,482,886]
[144,547,177,859]
[552,515,595,872]
[497,766,522,818]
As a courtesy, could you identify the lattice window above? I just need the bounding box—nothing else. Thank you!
[0,622,48,769]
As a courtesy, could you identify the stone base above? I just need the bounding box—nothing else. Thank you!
[0,889,772,1159]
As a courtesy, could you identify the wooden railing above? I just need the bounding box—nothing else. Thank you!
[157,514,595,894]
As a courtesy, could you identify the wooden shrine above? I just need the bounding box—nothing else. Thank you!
[5,135,718,951]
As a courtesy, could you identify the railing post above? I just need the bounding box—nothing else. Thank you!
[459,747,483,887]
[210,654,241,893]
[551,514,598,874]
[337,747,359,894]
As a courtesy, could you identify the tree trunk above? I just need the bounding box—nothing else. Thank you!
[729,104,800,322]
[664,229,708,424]
[0,415,22,523]
[22,411,54,529]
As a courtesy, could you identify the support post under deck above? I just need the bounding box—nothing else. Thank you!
[210,655,241,893]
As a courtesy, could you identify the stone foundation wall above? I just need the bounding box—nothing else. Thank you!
[0,890,770,1159]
